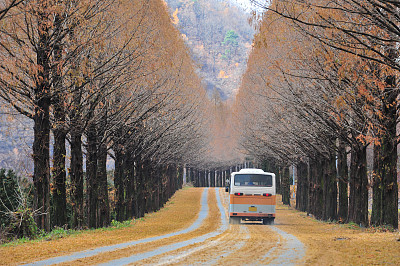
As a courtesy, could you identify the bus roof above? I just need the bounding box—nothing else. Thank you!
[238,168,265,174]
[231,168,275,176]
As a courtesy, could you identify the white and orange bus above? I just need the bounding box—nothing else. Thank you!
[227,168,276,225]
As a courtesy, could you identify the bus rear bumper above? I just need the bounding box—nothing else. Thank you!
[229,212,275,218]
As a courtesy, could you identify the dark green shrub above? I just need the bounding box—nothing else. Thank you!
[0,168,39,241]
[7,206,40,239]
[0,169,19,227]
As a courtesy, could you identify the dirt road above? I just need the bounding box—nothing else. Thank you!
[137,188,304,266]
[12,188,304,265]
[3,187,399,265]
[100,189,305,266]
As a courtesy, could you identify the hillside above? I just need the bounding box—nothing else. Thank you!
[0,109,32,172]
[165,0,254,99]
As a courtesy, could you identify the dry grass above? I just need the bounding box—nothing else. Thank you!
[0,187,203,266]
[275,196,400,265]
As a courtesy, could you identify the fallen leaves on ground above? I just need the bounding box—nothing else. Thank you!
[275,196,400,265]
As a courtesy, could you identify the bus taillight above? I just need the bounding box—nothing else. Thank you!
[263,193,272,197]
[234,193,243,196]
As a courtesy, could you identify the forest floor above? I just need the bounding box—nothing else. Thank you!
[1,187,400,265]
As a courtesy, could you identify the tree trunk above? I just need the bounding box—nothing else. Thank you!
[178,167,183,189]
[324,151,337,221]
[316,159,324,220]
[136,160,146,218]
[348,144,368,226]
[337,139,348,222]
[296,165,301,211]
[51,18,67,228]
[320,159,327,220]
[275,166,281,194]
[172,165,178,191]
[97,142,109,227]
[52,114,66,228]
[86,122,98,228]
[145,166,154,213]
[371,83,398,229]
[161,166,168,206]
[70,130,83,228]
[167,165,173,198]
[296,161,308,212]
[281,166,290,205]
[309,158,323,219]
[197,170,200,187]
[154,166,161,211]
[125,152,135,220]
[33,100,51,232]
[157,166,163,209]
[114,143,125,222]
[33,8,51,231]
[308,160,316,216]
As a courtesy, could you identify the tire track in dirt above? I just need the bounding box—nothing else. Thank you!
[99,188,228,266]
[153,225,250,265]
[23,188,210,266]
[266,225,305,265]
[259,230,282,261]
[201,225,250,265]
[144,189,278,266]
[153,189,305,266]
[137,188,236,265]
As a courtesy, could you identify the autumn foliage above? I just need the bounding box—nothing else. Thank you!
[0,0,219,234]
[236,0,399,229]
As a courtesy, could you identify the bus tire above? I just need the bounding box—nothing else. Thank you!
[263,218,274,225]
[229,217,240,224]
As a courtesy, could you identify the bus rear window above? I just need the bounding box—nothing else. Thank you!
[234,174,272,187]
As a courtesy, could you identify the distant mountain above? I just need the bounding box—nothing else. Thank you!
[165,0,254,100]
[0,111,33,173]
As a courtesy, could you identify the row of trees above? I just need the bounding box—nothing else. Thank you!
[236,0,399,228]
[0,0,212,233]
[186,161,254,188]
